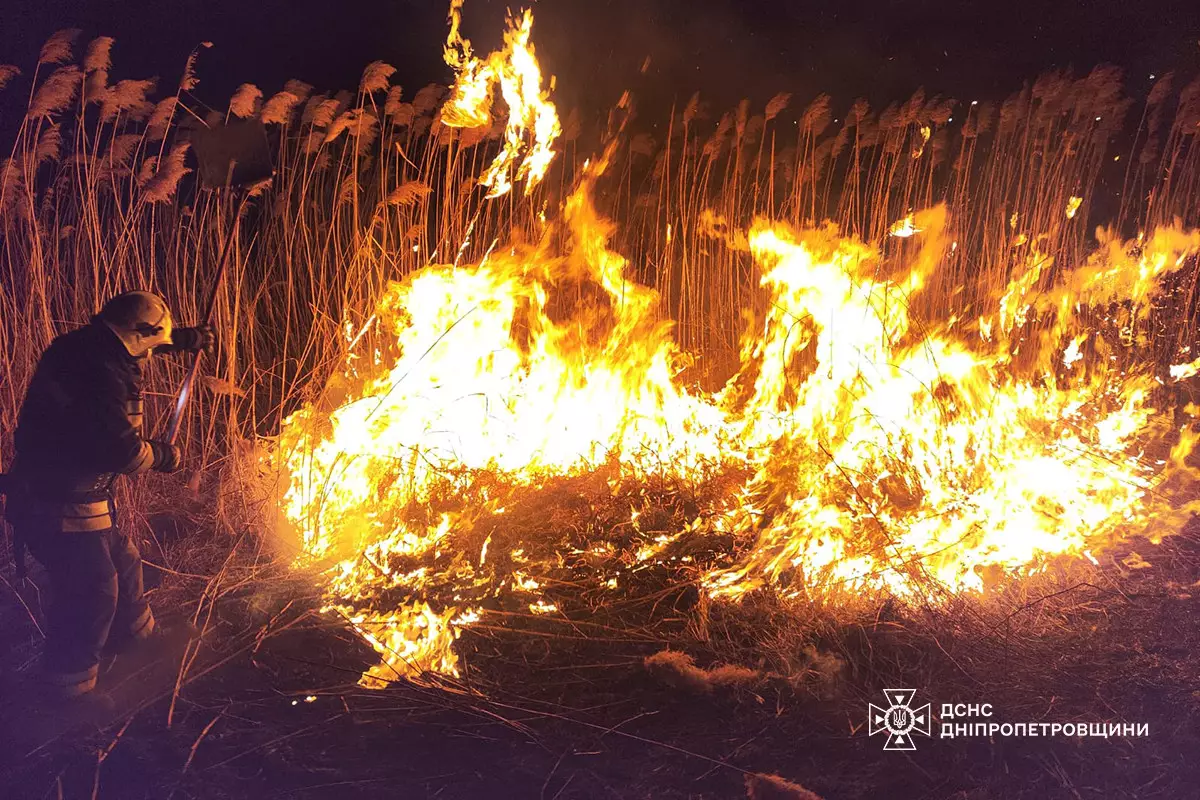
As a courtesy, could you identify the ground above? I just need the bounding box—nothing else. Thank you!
[1,514,1198,800]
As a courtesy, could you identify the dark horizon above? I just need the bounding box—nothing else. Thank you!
[4,0,1200,123]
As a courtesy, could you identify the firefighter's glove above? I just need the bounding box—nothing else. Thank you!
[168,325,215,355]
[148,441,183,473]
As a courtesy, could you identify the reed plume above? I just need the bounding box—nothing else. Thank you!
[229,83,263,119]
[38,29,80,66]
[140,141,191,203]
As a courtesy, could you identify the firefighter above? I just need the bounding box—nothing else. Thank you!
[4,291,213,699]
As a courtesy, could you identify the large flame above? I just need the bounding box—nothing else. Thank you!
[441,0,560,198]
[274,8,1200,685]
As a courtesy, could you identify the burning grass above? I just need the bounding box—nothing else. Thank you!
[274,160,1200,681]
[4,6,1200,733]
[3,451,1200,798]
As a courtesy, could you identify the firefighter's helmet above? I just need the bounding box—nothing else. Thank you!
[98,291,174,357]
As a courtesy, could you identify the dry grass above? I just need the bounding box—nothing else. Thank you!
[1,36,1200,796]
[2,28,1199,677]
[2,32,1198,485]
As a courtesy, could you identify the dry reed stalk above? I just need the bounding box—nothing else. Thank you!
[0,29,1196,544]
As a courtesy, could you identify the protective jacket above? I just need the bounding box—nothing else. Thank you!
[9,320,162,532]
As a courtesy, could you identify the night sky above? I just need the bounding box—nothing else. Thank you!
[4,0,1200,122]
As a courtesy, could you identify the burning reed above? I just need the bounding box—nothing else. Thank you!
[3,15,1200,685]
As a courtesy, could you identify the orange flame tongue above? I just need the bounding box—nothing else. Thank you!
[275,5,1200,684]
[278,168,727,680]
[704,214,1193,599]
[442,0,560,198]
[280,180,1200,681]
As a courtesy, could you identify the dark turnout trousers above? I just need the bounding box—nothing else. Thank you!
[24,522,155,695]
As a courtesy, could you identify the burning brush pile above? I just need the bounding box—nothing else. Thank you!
[271,6,1200,685]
